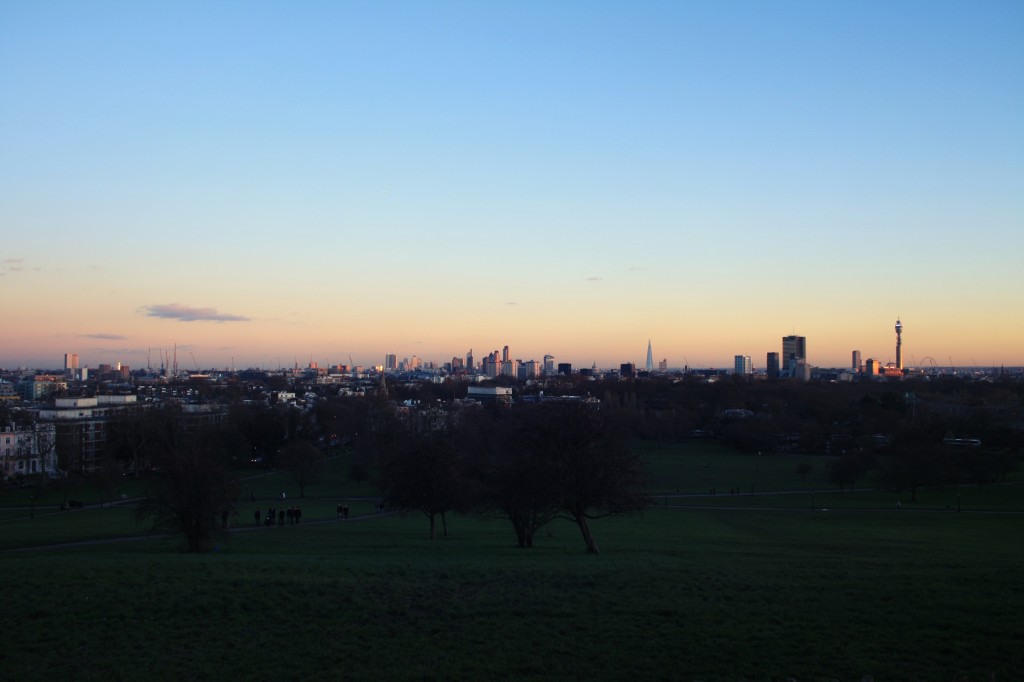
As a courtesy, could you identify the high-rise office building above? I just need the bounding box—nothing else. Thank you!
[64,353,79,371]
[520,359,540,379]
[466,349,474,372]
[734,355,752,375]
[557,363,572,375]
[782,336,806,375]
[502,345,510,363]
[543,354,555,374]
[852,350,862,373]
[620,363,636,378]
[385,354,397,371]
[645,340,654,373]
[766,352,780,378]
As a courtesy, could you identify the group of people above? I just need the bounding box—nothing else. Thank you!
[255,506,302,527]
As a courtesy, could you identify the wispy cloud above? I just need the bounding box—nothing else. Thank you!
[3,258,25,273]
[144,303,251,323]
[81,333,129,341]
[506,301,518,306]
[586,276,602,282]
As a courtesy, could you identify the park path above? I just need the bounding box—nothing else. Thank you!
[3,509,394,553]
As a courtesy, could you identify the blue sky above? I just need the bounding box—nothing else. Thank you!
[2,1,1022,370]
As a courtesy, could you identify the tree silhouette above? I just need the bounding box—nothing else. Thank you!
[135,426,235,552]
[279,439,326,498]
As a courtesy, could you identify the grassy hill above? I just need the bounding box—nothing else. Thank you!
[2,442,1021,680]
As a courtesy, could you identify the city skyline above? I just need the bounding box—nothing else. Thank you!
[2,2,1022,369]
[4,318,1014,374]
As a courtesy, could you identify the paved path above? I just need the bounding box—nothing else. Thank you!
[4,510,395,553]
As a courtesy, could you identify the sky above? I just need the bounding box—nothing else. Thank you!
[2,1,1022,371]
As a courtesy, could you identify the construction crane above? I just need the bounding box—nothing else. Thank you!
[190,351,200,372]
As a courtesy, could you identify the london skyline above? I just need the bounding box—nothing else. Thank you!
[2,2,1021,370]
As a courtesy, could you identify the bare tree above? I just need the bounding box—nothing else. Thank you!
[465,407,560,549]
[540,403,647,554]
[135,427,236,552]
[467,403,647,553]
[279,439,326,498]
[376,417,475,539]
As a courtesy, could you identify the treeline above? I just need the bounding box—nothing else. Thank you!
[101,399,644,554]
[31,373,1021,552]
[103,403,328,552]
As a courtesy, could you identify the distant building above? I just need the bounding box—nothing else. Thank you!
[895,319,904,371]
[36,395,145,474]
[658,358,668,372]
[466,386,512,406]
[1,422,57,479]
[782,335,806,375]
[0,380,18,402]
[482,354,499,378]
[645,340,654,373]
[734,355,752,376]
[620,363,636,378]
[543,355,555,374]
[19,375,66,400]
[502,346,510,363]
[518,359,541,380]
[466,349,474,372]
[852,350,862,373]
[64,353,79,372]
[766,352,780,379]
[557,363,572,375]
[865,358,882,376]
[385,354,397,371]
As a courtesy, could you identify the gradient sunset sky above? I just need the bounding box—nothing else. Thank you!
[2,1,1022,371]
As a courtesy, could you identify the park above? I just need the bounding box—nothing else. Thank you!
[3,436,1021,681]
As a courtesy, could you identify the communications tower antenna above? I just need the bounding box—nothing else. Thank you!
[895,318,903,371]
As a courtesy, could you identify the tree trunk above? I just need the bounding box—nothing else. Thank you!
[428,511,436,540]
[574,513,600,554]
[441,511,449,537]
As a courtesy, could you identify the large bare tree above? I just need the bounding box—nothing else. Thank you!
[135,427,236,552]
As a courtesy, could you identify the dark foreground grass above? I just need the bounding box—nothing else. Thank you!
[3,506,1022,681]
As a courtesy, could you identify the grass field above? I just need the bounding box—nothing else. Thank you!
[2,442,1021,681]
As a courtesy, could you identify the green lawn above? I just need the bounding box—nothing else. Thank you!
[1,442,1021,680]
[639,440,839,495]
